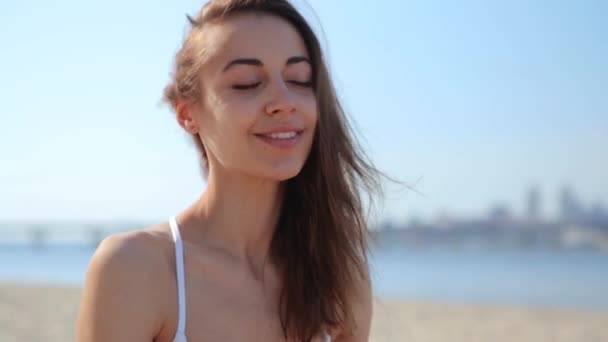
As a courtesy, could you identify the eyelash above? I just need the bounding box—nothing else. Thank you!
[232,80,313,90]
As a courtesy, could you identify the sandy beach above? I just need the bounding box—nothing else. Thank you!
[1,284,607,342]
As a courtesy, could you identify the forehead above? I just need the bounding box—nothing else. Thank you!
[200,12,310,70]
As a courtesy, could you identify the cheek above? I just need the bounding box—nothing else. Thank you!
[220,100,259,135]
[205,91,256,128]
[200,98,257,152]
[304,96,318,126]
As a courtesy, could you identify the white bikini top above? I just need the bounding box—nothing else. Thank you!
[169,216,331,342]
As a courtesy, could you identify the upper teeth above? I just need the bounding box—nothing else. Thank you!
[265,131,297,139]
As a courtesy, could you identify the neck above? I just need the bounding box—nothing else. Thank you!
[182,167,284,276]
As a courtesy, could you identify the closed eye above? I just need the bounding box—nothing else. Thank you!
[232,82,261,90]
[289,80,313,87]
[232,80,313,90]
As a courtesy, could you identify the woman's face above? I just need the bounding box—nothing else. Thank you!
[190,13,318,181]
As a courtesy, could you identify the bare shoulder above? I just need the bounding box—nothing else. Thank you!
[88,225,175,288]
[93,225,173,270]
[76,224,175,342]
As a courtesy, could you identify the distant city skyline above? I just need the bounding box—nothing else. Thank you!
[1,0,606,223]
[393,183,607,226]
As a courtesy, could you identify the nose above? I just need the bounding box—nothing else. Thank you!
[264,79,297,118]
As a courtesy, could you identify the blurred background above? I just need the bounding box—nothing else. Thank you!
[1,0,607,341]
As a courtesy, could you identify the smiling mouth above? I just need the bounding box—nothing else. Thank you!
[253,130,304,148]
[254,130,302,140]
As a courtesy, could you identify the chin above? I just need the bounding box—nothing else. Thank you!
[266,167,303,181]
[257,160,306,182]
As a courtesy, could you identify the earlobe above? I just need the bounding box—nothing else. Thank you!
[184,119,199,134]
[175,103,199,133]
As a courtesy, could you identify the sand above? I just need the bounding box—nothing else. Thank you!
[1,284,607,341]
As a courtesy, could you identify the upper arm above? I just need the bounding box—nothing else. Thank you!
[334,265,373,342]
[76,232,166,342]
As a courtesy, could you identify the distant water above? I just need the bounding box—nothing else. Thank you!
[1,242,608,312]
[369,246,608,312]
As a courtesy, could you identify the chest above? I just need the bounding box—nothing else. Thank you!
[157,247,329,342]
[184,270,283,341]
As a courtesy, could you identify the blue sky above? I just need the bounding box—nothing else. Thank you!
[1,0,606,224]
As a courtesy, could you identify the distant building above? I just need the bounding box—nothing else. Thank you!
[489,203,513,226]
[526,185,541,223]
[560,186,585,224]
[589,200,608,229]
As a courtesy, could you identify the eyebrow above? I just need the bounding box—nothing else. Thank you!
[222,56,311,72]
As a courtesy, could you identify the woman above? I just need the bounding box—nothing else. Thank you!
[76,0,383,341]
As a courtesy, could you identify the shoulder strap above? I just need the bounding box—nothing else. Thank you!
[169,216,187,334]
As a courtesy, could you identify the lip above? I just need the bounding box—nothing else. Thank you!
[253,130,304,149]
[254,125,305,135]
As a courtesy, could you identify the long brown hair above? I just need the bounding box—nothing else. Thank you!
[162,1,385,340]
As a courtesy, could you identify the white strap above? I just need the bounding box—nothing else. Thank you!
[169,216,187,334]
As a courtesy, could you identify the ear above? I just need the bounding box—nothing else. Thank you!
[175,102,200,134]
